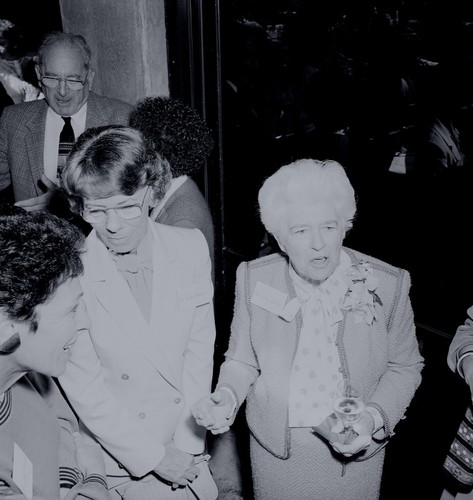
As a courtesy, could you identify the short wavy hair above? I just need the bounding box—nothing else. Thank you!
[258,159,357,236]
[61,125,171,214]
[129,96,214,177]
[36,31,92,72]
[0,209,84,345]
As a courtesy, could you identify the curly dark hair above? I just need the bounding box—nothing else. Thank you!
[129,96,214,177]
[0,210,84,335]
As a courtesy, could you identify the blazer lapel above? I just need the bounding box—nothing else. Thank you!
[24,102,48,195]
[148,223,186,383]
[85,231,180,389]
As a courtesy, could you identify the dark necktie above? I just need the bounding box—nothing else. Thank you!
[57,116,75,181]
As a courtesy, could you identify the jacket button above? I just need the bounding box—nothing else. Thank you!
[174,397,182,404]
[138,412,146,419]
[121,374,129,380]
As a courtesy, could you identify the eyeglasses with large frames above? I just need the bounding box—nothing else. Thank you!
[39,73,89,91]
[81,187,150,224]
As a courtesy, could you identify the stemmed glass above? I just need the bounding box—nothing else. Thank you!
[333,380,365,432]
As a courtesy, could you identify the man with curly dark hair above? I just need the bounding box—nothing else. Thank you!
[0,208,111,499]
[129,96,215,270]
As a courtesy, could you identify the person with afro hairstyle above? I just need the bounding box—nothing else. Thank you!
[129,96,215,271]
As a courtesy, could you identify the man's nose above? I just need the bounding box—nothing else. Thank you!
[57,79,68,95]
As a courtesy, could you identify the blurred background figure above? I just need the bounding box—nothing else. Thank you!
[0,18,43,104]
[0,76,13,115]
[413,63,465,178]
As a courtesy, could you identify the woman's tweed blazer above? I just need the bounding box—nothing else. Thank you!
[217,247,424,459]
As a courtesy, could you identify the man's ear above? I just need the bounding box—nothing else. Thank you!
[0,320,20,354]
[0,320,16,343]
[87,69,95,89]
[34,64,41,83]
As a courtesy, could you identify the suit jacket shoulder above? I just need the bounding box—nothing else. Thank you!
[246,252,287,269]
[243,247,410,331]
[157,178,214,262]
[160,178,212,226]
[85,92,133,128]
[242,253,288,285]
[343,247,405,278]
[343,246,412,335]
[245,248,405,280]
[244,247,405,276]
[0,98,48,126]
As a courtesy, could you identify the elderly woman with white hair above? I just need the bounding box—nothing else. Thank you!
[191,159,424,499]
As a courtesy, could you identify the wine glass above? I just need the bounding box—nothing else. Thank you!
[333,380,365,431]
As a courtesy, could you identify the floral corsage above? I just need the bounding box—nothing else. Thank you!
[341,261,383,325]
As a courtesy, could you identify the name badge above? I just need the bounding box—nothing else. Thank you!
[13,443,33,500]
[177,282,212,310]
[251,281,288,316]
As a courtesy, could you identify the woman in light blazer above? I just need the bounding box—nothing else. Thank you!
[58,125,217,500]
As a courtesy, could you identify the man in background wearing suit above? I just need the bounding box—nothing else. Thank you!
[0,31,132,213]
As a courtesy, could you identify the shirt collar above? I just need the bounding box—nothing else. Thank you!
[109,226,153,274]
[47,102,87,129]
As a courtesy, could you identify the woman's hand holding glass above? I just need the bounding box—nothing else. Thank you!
[329,410,375,458]
[333,380,365,429]
[327,380,374,458]
[191,389,235,435]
